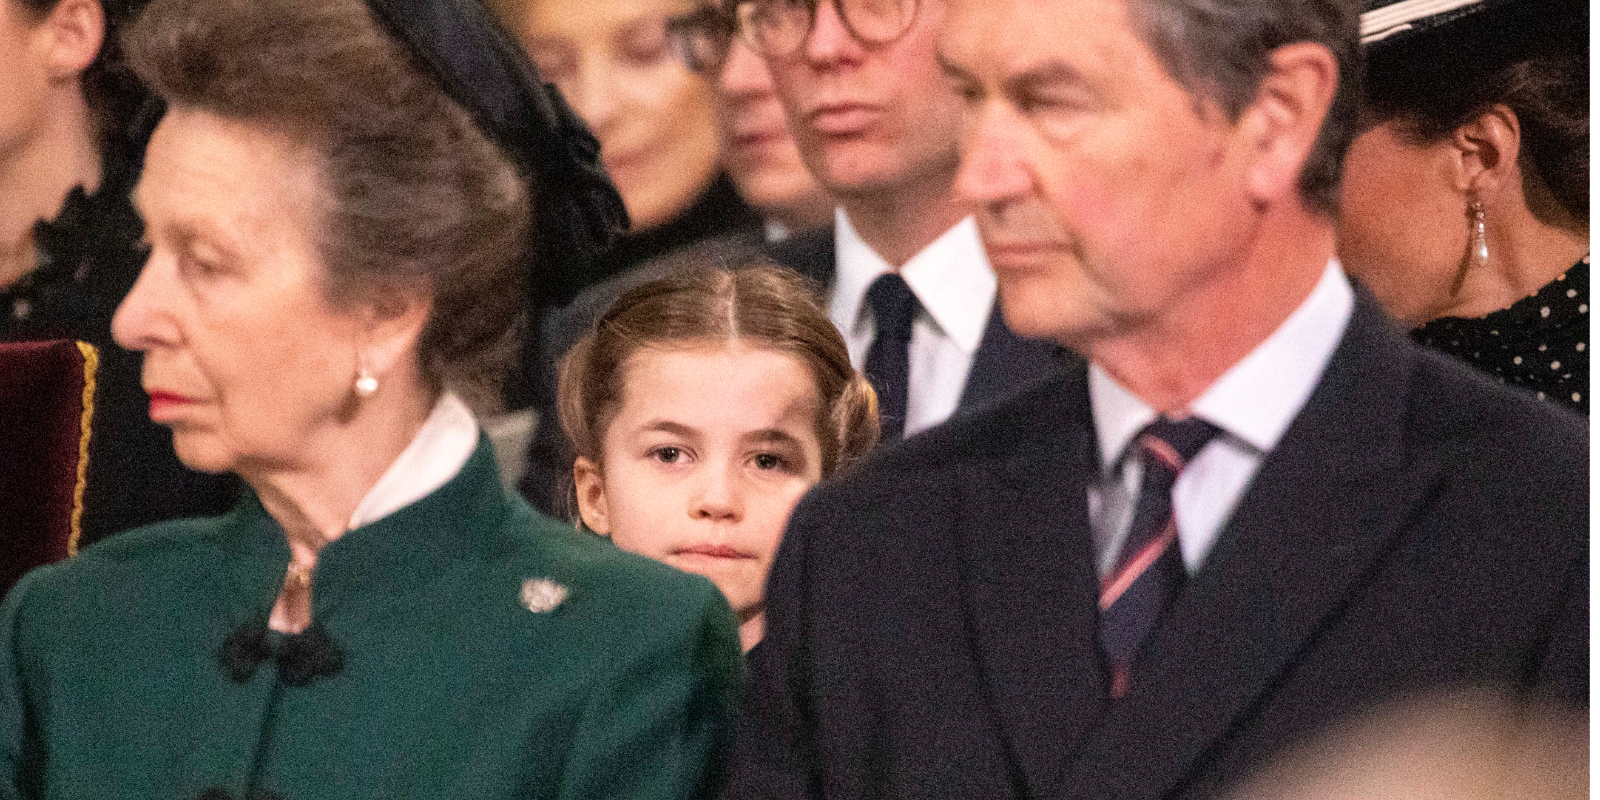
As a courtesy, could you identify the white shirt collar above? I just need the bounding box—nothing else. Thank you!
[347,391,481,529]
[1091,259,1356,469]
[829,208,996,355]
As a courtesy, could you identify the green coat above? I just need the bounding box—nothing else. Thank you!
[0,440,742,799]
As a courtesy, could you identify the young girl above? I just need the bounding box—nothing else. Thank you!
[559,263,879,651]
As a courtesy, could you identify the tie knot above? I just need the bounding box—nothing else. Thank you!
[865,273,918,341]
[1135,415,1220,476]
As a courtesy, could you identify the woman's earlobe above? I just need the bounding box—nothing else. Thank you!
[1454,104,1521,196]
[358,292,433,382]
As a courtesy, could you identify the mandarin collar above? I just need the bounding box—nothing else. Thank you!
[221,437,511,627]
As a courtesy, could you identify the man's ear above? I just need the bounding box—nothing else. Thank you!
[1239,42,1340,207]
[1449,104,1521,199]
[573,457,611,535]
[38,0,104,80]
[359,287,432,382]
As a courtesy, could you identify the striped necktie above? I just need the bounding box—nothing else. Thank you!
[1098,415,1220,699]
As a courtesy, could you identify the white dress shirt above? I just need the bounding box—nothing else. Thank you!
[347,391,480,529]
[829,208,997,437]
[1087,260,1355,577]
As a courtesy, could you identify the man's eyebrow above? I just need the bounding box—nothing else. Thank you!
[936,51,976,83]
[1008,60,1092,94]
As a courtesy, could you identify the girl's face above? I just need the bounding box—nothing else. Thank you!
[575,344,825,647]
[514,0,720,230]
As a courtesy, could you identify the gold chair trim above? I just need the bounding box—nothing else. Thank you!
[68,341,98,557]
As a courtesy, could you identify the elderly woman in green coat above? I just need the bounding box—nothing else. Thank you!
[0,0,741,796]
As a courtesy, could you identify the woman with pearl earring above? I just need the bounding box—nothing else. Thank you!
[0,0,743,794]
[1339,0,1588,413]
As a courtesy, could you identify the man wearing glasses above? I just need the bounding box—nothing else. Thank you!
[670,7,833,241]
[674,0,1062,444]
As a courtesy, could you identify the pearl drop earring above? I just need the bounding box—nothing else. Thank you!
[1467,199,1489,269]
[355,369,378,397]
[354,353,378,397]
[1452,198,1489,297]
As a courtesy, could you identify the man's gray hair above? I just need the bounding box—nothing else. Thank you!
[1126,0,1362,215]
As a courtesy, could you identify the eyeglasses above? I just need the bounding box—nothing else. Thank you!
[667,7,738,75]
[730,0,920,61]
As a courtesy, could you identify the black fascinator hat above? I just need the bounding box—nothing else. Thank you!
[1359,0,1585,53]
[1360,0,1515,47]
[361,0,629,308]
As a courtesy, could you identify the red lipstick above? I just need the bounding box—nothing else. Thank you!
[146,390,197,422]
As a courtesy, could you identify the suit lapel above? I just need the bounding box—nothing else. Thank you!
[763,225,837,292]
[1062,296,1452,799]
[950,365,1111,799]
[960,306,1071,412]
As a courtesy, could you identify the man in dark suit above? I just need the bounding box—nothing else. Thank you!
[518,0,1062,516]
[729,0,1588,798]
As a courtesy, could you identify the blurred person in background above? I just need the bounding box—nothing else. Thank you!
[0,0,236,544]
[670,5,833,240]
[1227,688,1587,800]
[560,264,877,653]
[497,0,762,274]
[0,0,740,794]
[1341,0,1588,413]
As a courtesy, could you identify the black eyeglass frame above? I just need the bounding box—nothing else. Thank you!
[726,0,922,62]
[666,6,738,74]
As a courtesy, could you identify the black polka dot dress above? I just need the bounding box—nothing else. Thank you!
[1412,256,1589,414]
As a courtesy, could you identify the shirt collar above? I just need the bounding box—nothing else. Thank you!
[347,391,481,529]
[829,209,997,355]
[1090,259,1355,469]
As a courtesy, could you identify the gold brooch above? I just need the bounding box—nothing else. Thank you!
[520,578,569,613]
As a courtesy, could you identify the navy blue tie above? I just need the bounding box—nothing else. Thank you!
[1098,415,1220,698]
[864,273,918,442]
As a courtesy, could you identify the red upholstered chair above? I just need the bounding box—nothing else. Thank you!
[0,340,97,599]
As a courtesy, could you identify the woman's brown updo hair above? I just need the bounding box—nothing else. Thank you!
[558,263,879,486]
[1362,8,1588,227]
[122,0,531,393]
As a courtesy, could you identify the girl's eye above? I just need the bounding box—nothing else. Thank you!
[651,446,683,464]
[753,453,785,471]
